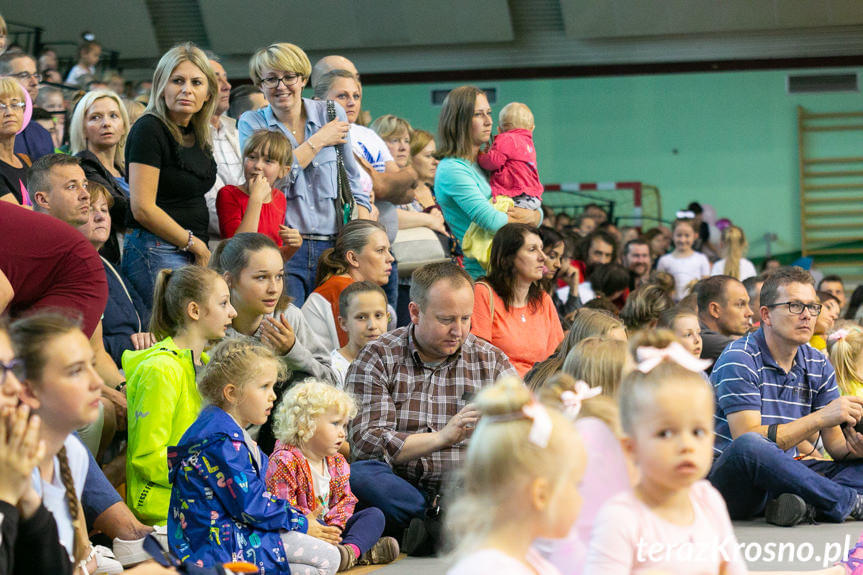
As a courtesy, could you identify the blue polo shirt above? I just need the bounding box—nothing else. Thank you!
[711,327,837,456]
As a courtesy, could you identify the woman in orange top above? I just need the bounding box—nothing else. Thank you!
[471,223,564,376]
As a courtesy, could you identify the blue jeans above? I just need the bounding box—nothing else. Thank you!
[341,507,386,554]
[122,228,193,316]
[285,238,335,307]
[349,460,426,533]
[708,432,863,522]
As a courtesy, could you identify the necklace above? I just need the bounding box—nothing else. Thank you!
[521,312,526,323]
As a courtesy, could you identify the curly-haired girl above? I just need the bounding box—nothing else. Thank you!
[266,380,398,571]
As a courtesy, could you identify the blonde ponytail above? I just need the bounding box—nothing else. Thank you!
[722,226,747,280]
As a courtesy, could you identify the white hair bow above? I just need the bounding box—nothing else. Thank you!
[636,342,713,374]
[676,210,696,219]
[522,400,553,449]
[560,381,602,420]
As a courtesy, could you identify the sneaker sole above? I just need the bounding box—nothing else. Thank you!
[765,493,807,527]
[402,518,430,556]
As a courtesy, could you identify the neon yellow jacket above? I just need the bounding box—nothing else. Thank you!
[122,337,208,525]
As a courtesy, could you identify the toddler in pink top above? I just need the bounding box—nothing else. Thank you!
[478,102,544,211]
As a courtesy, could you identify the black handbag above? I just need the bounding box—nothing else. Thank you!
[326,100,356,229]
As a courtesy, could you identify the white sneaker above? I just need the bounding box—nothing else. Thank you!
[92,545,124,574]
[112,525,169,567]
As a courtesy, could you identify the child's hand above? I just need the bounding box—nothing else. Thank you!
[261,314,296,355]
[0,404,46,506]
[248,174,271,204]
[278,226,303,248]
[305,508,342,545]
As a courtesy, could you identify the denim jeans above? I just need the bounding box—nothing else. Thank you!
[285,238,334,307]
[122,228,194,316]
[349,460,427,533]
[708,432,863,522]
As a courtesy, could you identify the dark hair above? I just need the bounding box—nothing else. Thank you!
[77,40,101,57]
[410,262,473,311]
[760,267,814,308]
[584,297,621,315]
[819,275,845,290]
[211,233,291,310]
[623,238,649,258]
[577,229,618,263]
[742,273,766,302]
[28,154,81,194]
[483,223,544,312]
[695,275,738,318]
[150,265,223,340]
[760,257,781,272]
[337,281,387,319]
[228,84,263,120]
[817,290,840,306]
[538,227,564,294]
[588,264,630,298]
[437,85,486,160]
[686,202,703,215]
[315,220,387,287]
[846,286,863,320]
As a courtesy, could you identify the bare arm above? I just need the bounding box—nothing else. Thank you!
[128,162,210,265]
[367,161,417,205]
[728,396,863,452]
[396,208,447,234]
[0,268,12,313]
[508,206,541,225]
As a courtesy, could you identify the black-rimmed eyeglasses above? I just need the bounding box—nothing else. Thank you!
[766,301,823,315]
[260,74,302,89]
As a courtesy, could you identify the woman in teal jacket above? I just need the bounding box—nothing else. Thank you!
[435,86,540,278]
[123,265,235,525]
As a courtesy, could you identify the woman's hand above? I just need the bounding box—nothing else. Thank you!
[130,332,157,351]
[425,210,447,235]
[507,206,541,226]
[314,119,351,148]
[0,404,45,507]
[189,236,211,267]
[248,174,271,204]
[278,226,303,248]
[261,314,296,355]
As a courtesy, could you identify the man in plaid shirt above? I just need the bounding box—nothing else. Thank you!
[346,262,515,544]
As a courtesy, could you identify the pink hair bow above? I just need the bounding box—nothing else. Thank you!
[560,381,602,420]
[636,342,713,374]
[522,400,553,449]
[829,329,851,343]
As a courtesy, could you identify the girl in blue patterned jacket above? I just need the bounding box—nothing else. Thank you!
[167,337,340,575]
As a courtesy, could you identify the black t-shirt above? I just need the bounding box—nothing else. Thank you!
[0,155,29,204]
[125,114,216,242]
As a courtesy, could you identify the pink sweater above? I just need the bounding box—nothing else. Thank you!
[478,129,543,199]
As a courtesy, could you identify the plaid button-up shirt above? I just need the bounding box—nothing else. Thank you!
[347,325,515,490]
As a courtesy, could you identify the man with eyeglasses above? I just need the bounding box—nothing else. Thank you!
[0,51,53,161]
[709,267,863,527]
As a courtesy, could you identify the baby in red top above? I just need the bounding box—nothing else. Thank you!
[478,102,543,211]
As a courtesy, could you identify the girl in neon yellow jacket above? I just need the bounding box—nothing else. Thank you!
[123,265,236,525]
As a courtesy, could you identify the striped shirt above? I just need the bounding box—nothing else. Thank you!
[347,325,515,490]
[711,327,837,456]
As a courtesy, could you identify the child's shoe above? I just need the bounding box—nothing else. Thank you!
[337,544,357,572]
[357,536,400,565]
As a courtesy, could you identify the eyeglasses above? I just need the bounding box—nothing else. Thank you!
[766,301,823,315]
[260,74,302,89]
[6,71,42,83]
[0,101,26,112]
[0,359,25,387]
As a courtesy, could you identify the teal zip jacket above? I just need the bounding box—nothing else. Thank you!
[122,337,208,525]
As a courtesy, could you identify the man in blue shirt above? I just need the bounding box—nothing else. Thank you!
[709,267,863,526]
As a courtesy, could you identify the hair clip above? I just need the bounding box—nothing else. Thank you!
[521,400,553,448]
[676,210,696,219]
[560,381,602,420]
[828,329,851,343]
[636,342,713,374]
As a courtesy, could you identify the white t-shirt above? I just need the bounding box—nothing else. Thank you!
[329,348,351,389]
[711,258,757,281]
[449,548,561,575]
[31,435,90,561]
[309,461,331,516]
[349,124,392,172]
[657,251,711,301]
